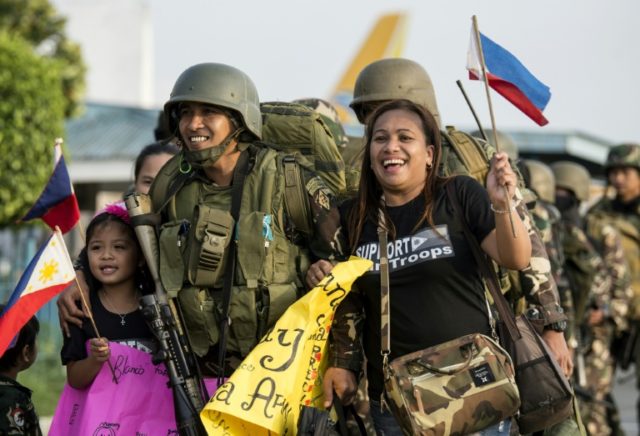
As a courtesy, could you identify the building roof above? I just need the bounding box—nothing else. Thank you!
[63,102,616,183]
[65,102,160,183]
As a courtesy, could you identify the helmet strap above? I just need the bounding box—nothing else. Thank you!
[183,127,245,169]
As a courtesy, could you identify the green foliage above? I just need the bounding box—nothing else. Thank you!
[0,0,86,117]
[0,31,65,226]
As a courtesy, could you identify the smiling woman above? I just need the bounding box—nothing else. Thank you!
[313,99,531,435]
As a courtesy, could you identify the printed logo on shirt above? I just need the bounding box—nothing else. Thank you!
[357,225,454,273]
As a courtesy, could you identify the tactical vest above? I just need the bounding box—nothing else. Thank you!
[150,146,311,358]
[588,199,640,316]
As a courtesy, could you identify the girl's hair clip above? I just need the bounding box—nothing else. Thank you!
[94,201,131,225]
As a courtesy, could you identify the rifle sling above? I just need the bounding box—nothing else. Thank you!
[217,149,254,382]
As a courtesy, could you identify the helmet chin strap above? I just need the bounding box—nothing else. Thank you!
[183,128,244,169]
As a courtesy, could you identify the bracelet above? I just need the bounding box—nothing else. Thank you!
[490,198,521,214]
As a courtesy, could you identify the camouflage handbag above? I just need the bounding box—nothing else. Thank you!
[377,209,520,436]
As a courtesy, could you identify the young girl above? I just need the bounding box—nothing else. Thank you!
[60,202,153,389]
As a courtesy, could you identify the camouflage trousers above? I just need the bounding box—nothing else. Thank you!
[579,325,616,436]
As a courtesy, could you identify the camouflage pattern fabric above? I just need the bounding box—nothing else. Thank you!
[588,199,640,319]
[560,219,632,435]
[528,200,574,336]
[383,334,519,435]
[0,376,42,435]
[292,98,350,148]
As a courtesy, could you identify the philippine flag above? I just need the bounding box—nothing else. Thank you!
[0,231,75,356]
[467,29,551,126]
[19,141,80,234]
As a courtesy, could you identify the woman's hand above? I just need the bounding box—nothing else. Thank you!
[322,367,358,408]
[486,152,517,210]
[57,269,90,337]
[305,260,335,289]
[88,337,110,363]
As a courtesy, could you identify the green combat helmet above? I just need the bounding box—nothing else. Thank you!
[551,161,591,202]
[604,143,640,173]
[164,62,262,141]
[523,159,556,203]
[350,58,442,127]
[470,130,519,162]
[292,98,349,148]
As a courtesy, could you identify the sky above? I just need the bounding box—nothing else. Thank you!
[53,0,639,144]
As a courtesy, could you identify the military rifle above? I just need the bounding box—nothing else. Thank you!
[125,193,207,436]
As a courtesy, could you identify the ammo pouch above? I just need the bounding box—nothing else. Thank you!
[187,205,234,288]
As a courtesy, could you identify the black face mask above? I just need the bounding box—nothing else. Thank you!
[555,194,578,214]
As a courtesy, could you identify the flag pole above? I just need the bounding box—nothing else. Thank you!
[472,15,517,237]
[54,138,86,243]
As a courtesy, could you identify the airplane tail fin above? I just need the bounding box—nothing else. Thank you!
[329,13,408,132]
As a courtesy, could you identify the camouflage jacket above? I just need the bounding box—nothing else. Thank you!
[558,220,611,337]
[528,200,575,336]
[587,195,640,319]
[0,376,41,436]
[585,216,634,332]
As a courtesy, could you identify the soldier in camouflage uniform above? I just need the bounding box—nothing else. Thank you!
[552,161,633,435]
[0,309,41,436]
[586,143,640,428]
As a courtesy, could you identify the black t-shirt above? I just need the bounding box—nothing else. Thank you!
[61,290,154,365]
[340,176,496,399]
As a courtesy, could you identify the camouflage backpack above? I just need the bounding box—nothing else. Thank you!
[259,101,346,196]
[440,126,493,183]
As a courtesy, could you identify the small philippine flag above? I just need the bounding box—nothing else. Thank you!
[467,28,551,126]
[19,140,80,234]
[0,231,76,356]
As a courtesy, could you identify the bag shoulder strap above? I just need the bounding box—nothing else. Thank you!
[444,182,521,342]
[282,154,313,236]
[378,206,391,359]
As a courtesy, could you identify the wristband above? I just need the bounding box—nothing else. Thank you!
[490,198,521,214]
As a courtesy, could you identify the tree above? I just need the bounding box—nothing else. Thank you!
[0,31,66,225]
[0,0,86,117]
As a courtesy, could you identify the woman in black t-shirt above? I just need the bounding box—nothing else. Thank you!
[307,99,531,435]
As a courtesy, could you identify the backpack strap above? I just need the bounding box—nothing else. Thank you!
[282,155,313,236]
[217,148,255,383]
[150,153,196,219]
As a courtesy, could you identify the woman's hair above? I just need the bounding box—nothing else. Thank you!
[0,305,39,371]
[77,204,152,294]
[347,99,444,250]
[134,141,179,183]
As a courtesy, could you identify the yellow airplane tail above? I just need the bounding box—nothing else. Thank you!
[329,12,408,133]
